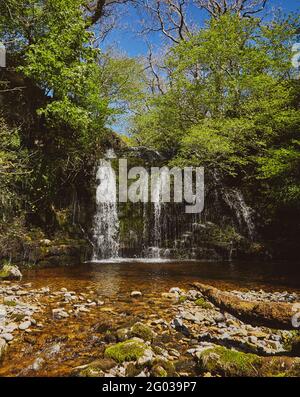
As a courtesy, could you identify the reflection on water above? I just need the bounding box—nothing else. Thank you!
[21,260,300,295]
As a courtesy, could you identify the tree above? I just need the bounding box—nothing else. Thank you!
[0,0,143,229]
[195,0,268,18]
[131,12,300,246]
[136,0,191,43]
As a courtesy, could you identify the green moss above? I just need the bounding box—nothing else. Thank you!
[77,367,103,377]
[11,313,26,322]
[153,358,177,376]
[197,346,261,377]
[0,263,21,280]
[105,340,147,363]
[0,265,10,279]
[195,298,212,309]
[282,331,300,352]
[4,300,17,307]
[178,296,187,303]
[126,362,141,377]
[151,365,168,377]
[131,322,155,341]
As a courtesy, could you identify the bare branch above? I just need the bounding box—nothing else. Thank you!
[144,42,165,94]
[135,0,191,43]
[195,0,268,18]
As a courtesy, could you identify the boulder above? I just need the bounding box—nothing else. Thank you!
[0,264,22,280]
[105,339,148,363]
[131,322,155,342]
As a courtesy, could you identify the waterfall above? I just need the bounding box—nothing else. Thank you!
[92,152,119,260]
[223,189,255,240]
[148,170,165,259]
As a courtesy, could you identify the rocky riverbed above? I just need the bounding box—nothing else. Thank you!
[1,276,300,377]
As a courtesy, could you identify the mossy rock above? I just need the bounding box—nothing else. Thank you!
[0,263,22,280]
[178,296,187,303]
[126,362,142,377]
[196,345,300,377]
[151,365,168,377]
[73,358,116,377]
[105,340,147,363]
[4,300,17,307]
[131,322,155,342]
[197,346,261,377]
[93,320,115,334]
[11,313,26,322]
[152,358,177,377]
[116,328,129,342]
[76,367,103,377]
[282,332,300,355]
[195,298,213,309]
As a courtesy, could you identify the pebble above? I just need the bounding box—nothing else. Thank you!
[131,291,142,297]
[230,289,299,303]
[19,321,31,330]
[2,333,13,342]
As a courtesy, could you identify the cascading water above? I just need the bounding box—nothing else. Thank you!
[223,188,255,240]
[146,170,165,259]
[92,151,119,260]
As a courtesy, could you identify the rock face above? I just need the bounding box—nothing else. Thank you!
[0,264,22,280]
[193,282,296,330]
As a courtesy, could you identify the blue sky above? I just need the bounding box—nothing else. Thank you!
[103,0,299,134]
[103,0,300,57]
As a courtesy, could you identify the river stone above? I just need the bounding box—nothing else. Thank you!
[169,287,182,295]
[19,321,31,330]
[32,357,45,371]
[171,318,190,336]
[131,291,142,298]
[137,349,154,366]
[248,335,258,344]
[181,311,196,321]
[2,333,13,342]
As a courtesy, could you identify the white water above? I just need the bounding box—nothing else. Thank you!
[92,153,119,260]
[223,189,255,240]
[151,171,165,258]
